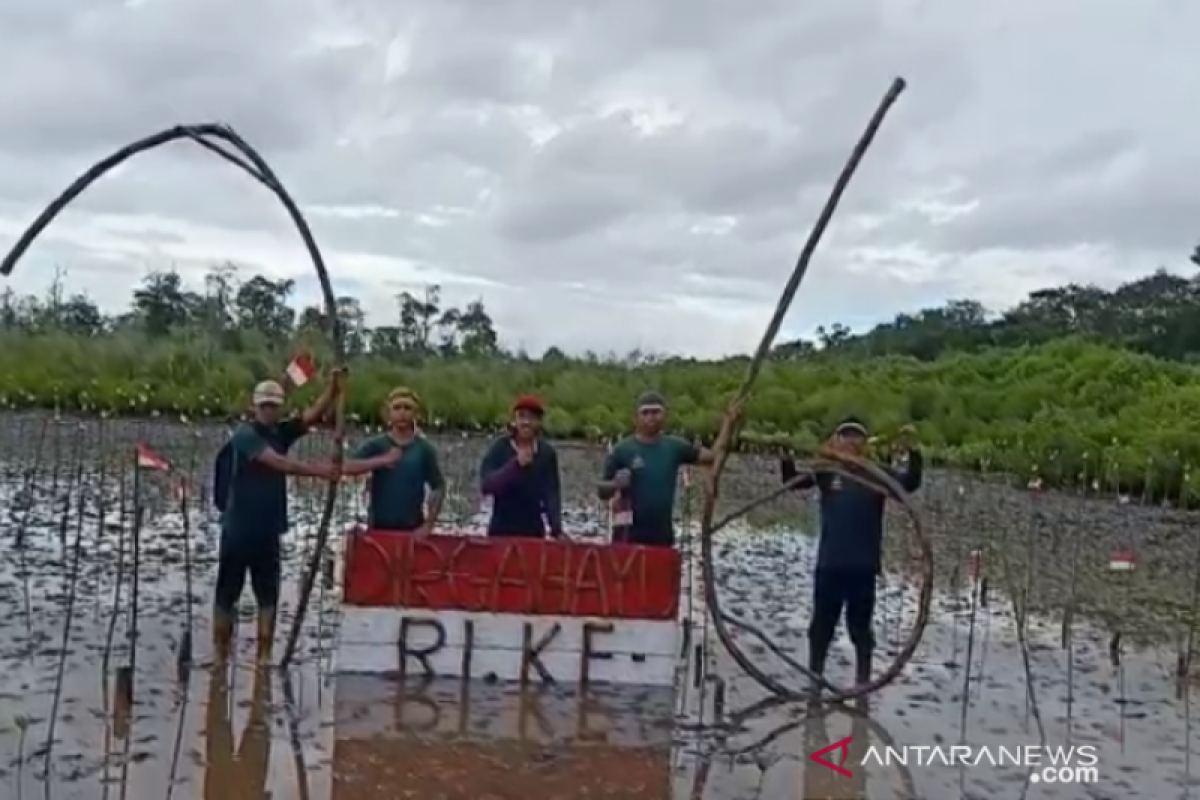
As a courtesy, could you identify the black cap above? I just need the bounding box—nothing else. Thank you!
[636,390,667,410]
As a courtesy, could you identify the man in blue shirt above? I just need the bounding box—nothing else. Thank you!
[214,373,399,664]
[780,418,923,690]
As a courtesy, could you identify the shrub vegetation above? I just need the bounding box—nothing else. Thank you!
[5,258,1200,497]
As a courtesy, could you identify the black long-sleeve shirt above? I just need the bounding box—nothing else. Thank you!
[479,436,563,538]
[781,450,923,574]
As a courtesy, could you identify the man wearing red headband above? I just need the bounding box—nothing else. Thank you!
[479,395,564,538]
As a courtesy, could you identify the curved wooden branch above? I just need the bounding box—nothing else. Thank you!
[0,121,344,669]
[698,78,926,704]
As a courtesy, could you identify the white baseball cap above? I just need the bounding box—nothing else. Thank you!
[252,380,286,406]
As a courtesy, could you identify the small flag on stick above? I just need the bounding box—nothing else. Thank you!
[286,352,317,387]
[1109,551,1135,572]
[967,549,983,579]
[136,443,170,471]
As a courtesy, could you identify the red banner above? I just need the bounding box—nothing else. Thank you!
[343,530,681,620]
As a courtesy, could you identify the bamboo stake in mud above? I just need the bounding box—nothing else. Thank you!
[282,376,346,668]
[1020,462,1041,726]
[281,673,314,800]
[14,417,50,651]
[944,479,964,669]
[102,447,132,679]
[42,425,88,776]
[974,460,994,674]
[127,446,145,706]
[14,415,50,550]
[1061,456,1084,738]
[1180,468,1200,684]
[997,468,1046,745]
[176,429,201,678]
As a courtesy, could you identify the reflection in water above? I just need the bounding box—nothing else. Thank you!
[332,675,675,799]
[5,438,1200,800]
[204,666,273,800]
[101,665,135,800]
[802,705,870,800]
[714,697,916,800]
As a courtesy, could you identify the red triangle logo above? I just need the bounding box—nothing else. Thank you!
[810,735,854,777]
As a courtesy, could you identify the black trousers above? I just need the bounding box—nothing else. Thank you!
[808,567,877,672]
[214,532,281,614]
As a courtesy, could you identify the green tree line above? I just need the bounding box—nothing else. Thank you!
[774,246,1200,363]
[5,262,1200,497]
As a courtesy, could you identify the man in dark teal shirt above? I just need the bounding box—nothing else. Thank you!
[597,391,714,547]
[479,395,563,538]
[351,387,445,533]
[214,372,398,665]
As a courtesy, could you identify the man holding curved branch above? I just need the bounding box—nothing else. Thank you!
[780,418,923,690]
[212,371,400,665]
[597,390,716,547]
[479,395,564,538]
[351,386,445,534]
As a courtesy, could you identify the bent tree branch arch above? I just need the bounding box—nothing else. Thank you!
[0,87,928,702]
[0,122,344,669]
[699,77,933,703]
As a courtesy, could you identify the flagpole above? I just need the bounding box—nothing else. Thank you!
[127,444,143,709]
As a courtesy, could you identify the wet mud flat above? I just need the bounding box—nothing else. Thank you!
[1,414,1200,797]
[3,500,1197,799]
[690,530,1200,799]
[4,410,1196,642]
[0,483,338,799]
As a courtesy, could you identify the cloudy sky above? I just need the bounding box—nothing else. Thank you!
[0,0,1195,357]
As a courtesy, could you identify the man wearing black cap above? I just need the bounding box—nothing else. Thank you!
[597,390,715,547]
[479,395,564,538]
[780,417,923,689]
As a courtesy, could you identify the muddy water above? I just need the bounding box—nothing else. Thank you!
[698,530,1194,799]
[0,448,1195,798]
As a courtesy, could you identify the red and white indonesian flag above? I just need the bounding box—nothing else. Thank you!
[338,530,682,687]
[286,352,317,387]
[967,549,983,579]
[135,443,170,471]
[1109,550,1135,572]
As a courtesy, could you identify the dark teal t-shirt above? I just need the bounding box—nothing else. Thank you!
[602,435,699,545]
[222,418,308,539]
[351,434,445,530]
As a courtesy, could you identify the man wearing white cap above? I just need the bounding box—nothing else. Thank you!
[212,369,400,665]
